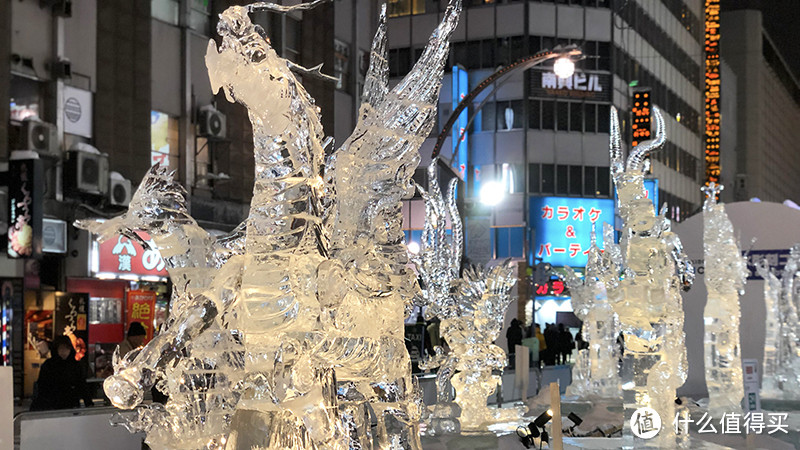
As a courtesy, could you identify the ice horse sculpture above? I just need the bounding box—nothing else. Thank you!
[412,161,519,432]
[701,183,746,416]
[77,1,462,448]
[757,244,800,400]
[564,222,622,400]
[608,106,695,449]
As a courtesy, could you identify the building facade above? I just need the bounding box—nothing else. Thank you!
[1,0,365,400]
[389,0,706,326]
[721,8,800,204]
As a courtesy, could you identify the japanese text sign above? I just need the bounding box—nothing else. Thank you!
[127,290,156,343]
[529,196,615,267]
[95,231,168,278]
[54,292,89,361]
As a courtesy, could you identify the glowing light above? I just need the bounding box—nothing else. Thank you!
[479,181,505,206]
[553,57,575,79]
[407,241,420,254]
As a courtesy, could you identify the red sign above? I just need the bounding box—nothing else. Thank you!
[127,290,156,343]
[534,280,569,297]
[96,232,168,278]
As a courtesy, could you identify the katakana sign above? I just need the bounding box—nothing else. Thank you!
[529,196,615,267]
[95,231,168,279]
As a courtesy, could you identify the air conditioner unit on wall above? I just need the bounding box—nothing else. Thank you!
[22,119,59,155]
[64,145,109,196]
[198,105,226,139]
[108,171,132,207]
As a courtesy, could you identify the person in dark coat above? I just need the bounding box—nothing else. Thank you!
[506,318,523,369]
[543,323,557,365]
[30,335,94,411]
[557,323,574,364]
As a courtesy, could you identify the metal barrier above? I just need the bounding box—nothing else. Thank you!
[14,406,145,450]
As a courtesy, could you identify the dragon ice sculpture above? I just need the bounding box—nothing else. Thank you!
[607,106,695,449]
[412,161,520,433]
[701,183,746,416]
[757,244,800,400]
[564,222,622,400]
[77,1,462,448]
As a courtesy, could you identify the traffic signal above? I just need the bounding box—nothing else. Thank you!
[631,89,652,147]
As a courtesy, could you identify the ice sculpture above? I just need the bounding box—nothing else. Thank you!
[607,106,695,448]
[412,162,520,432]
[758,244,800,400]
[701,183,746,415]
[565,222,622,399]
[77,1,463,448]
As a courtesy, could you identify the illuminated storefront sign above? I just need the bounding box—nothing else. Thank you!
[529,196,615,267]
[93,231,168,280]
[530,70,612,102]
[8,159,43,258]
[452,65,468,180]
[705,0,721,186]
[127,290,157,343]
[534,279,570,297]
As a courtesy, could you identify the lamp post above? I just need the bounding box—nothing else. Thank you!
[431,45,583,160]
[432,46,583,266]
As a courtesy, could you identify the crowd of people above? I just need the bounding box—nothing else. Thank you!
[507,320,586,369]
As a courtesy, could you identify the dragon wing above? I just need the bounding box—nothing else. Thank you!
[327,0,461,264]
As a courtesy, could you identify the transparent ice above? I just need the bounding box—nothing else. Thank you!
[412,161,521,432]
[607,106,695,449]
[565,222,622,400]
[77,1,462,448]
[758,244,800,400]
[701,183,746,416]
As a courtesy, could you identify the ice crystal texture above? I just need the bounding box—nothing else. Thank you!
[758,244,800,400]
[565,222,622,400]
[701,183,746,415]
[412,162,520,432]
[76,1,462,448]
[607,106,695,449]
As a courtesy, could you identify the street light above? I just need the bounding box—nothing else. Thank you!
[479,181,505,206]
[553,56,575,79]
[407,241,421,254]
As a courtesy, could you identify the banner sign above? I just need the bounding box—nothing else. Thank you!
[451,65,468,180]
[127,290,156,343]
[8,159,43,258]
[530,69,612,102]
[54,293,89,362]
[1,279,23,366]
[529,196,615,267]
[95,231,168,279]
[63,85,93,138]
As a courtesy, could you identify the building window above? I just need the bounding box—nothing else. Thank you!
[334,39,351,93]
[9,76,45,122]
[152,0,179,25]
[151,111,180,178]
[387,0,425,17]
[556,165,568,194]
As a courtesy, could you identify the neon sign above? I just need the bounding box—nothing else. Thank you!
[705,0,721,186]
[529,196,615,267]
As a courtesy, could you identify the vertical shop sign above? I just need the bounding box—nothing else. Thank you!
[54,293,89,362]
[452,65,468,180]
[127,290,156,343]
[8,159,43,258]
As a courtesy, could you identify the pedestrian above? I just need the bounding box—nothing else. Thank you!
[118,321,147,358]
[30,335,94,411]
[506,318,523,369]
[557,323,574,364]
[534,324,546,368]
[543,323,557,365]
